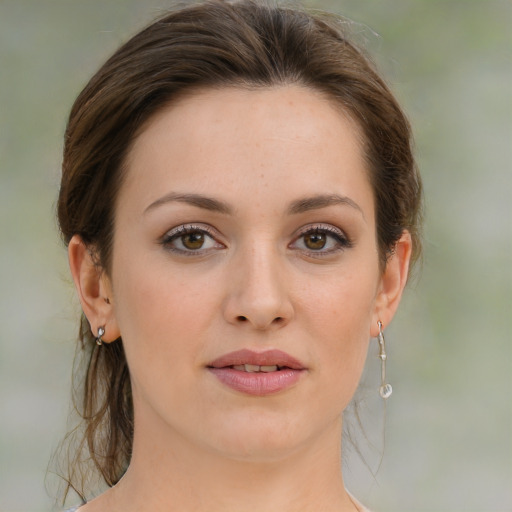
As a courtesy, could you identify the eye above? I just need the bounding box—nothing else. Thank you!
[290,225,352,255]
[303,232,328,250]
[180,231,206,250]
[161,224,224,255]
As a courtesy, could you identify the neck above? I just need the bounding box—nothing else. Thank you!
[101,410,358,512]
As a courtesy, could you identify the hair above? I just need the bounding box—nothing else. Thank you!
[56,0,422,502]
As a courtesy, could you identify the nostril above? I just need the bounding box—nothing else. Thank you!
[233,315,286,327]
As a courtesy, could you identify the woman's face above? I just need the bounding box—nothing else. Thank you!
[108,86,385,460]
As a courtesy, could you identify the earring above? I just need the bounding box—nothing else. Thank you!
[96,326,105,346]
[377,321,392,399]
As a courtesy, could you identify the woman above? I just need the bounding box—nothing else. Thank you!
[57,0,422,510]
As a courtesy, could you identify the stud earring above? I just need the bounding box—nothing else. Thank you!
[96,326,105,346]
[377,321,392,399]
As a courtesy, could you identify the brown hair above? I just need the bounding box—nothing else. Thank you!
[57,0,422,501]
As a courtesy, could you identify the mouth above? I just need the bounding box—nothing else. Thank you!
[230,364,288,373]
[208,348,305,370]
[207,349,306,396]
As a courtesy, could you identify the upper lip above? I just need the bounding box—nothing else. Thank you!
[208,349,306,370]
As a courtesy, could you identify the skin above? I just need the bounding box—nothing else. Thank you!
[69,86,411,511]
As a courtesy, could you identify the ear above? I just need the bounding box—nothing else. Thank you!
[370,231,412,337]
[68,234,120,342]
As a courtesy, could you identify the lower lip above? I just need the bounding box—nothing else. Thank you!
[208,368,304,396]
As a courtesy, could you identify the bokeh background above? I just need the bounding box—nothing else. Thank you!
[0,1,510,511]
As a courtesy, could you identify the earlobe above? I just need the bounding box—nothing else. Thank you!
[371,231,412,337]
[68,235,120,342]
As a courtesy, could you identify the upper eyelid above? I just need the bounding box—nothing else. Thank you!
[293,223,348,238]
[162,223,219,240]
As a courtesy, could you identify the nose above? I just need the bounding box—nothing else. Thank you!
[222,243,294,330]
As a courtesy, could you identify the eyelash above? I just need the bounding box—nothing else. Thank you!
[160,224,224,256]
[160,223,352,257]
[290,224,353,257]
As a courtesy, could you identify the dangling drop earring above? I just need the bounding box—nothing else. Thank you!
[377,321,392,399]
[96,326,105,346]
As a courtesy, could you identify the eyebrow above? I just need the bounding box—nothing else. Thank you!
[144,191,364,219]
[287,194,365,219]
[144,192,233,215]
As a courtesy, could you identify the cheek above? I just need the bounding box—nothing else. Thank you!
[301,265,378,398]
[121,281,210,332]
[300,258,378,332]
[110,254,221,379]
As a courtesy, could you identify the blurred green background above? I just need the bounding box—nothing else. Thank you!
[0,1,510,511]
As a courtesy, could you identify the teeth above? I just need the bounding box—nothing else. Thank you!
[231,364,280,372]
[260,365,278,372]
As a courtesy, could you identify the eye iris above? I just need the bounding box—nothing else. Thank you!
[182,232,204,249]
[304,232,326,250]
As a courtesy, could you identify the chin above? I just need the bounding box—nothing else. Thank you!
[200,408,319,463]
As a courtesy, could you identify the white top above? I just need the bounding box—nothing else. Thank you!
[349,492,372,512]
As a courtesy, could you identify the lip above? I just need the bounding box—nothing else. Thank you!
[207,349,307,396]
[208,349,306,370]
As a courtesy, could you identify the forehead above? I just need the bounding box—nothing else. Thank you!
[121,85,373,218]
